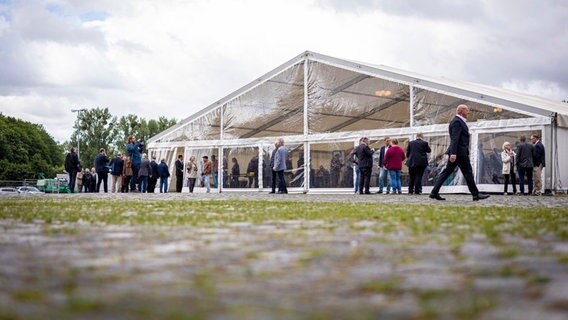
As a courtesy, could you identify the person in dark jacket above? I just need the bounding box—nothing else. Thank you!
[430,105,489,201]
[406,133,431,195]
[175,155,184,192]
[247,156,259,188]
[127,135,143,192]
[148,156,159,193]
[158,159,170,193]
[139,153,151,193]
[64,147,80,193]
[94,148,110,193]
[530,134,545,195]
[516,135,535,195]
[110,153,124,193]
[355,137,375,194]
[377,137,391,194]
[90,167,97,193]
[231,157,240,188]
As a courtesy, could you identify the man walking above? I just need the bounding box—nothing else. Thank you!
[377,137,391,194]
[429,105,489,201]
[273,138,289,194]
[531,134,545,195]
[516,135,535,195]
[94,148,110,193]
[356,137,375,194]
[175,154,184,192]
[110,153,124,193]
[406,133,431,195]
[64,147,80,193]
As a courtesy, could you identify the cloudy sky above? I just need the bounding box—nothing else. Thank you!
[1,0,567,142]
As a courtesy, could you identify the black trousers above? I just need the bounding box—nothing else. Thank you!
[518,167,533,195]
[148,177,157,193]
[271,170,277,192]
[359,167,372,194]
[188,178,196,193]
[176,174,183,192]
[277,170,288,193]
[503,166,517,194]
[96,172,108,193]
[431,156,479,196]
[408,166,426,194]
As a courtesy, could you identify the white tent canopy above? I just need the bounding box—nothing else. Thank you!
[149,51,568,193]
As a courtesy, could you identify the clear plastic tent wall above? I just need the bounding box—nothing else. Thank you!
[149,52,555,193]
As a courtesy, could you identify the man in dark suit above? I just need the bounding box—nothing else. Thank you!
[429,105,489,201]
[175,155,184,192]
[516,135,535,195]
[406,132,431,195]
[376,137,391,194]
[148,155,159,193]
[356,137,375,194]
[530,134,545,195]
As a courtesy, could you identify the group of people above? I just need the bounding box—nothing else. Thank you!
[501,134,546,196]
[65,136,173,194]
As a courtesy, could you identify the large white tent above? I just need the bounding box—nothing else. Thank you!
[148,51,568,193]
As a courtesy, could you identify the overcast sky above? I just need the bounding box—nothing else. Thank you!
[1,0,567,142]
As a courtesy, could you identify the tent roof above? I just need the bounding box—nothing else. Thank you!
[149,50,568,144]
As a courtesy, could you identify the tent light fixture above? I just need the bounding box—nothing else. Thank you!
[493,107,503,113]
[375,90,392,97]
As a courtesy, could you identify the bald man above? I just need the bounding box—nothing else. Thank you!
[429,105,490,201]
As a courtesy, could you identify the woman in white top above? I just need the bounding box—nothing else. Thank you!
[501,141,517,195]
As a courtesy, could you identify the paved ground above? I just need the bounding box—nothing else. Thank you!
[0,193,567,319]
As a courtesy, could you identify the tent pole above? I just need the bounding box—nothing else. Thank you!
[303,57,310,193]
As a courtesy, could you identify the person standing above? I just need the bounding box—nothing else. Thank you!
[356,137,375,194]
[406,133,431,195]
[76,166,84,193]
[95,148,110,193]
[501,142,517,195]
[202,156,212,193]
[377,137,391,194]
[175,155,184,192]
[246,156,259,188]
[122,156,133,193]
[516,135,535,195]
[148,156,159,193]
[139,153,151,193]
[231,157,240,188]
[127,136,143,192]
[429,105,490,201]
[83,168,92,193]
[187,156,198,193]
[273,138,289,194]
[269,143,279,193]
[531,134,545,195]
[385,139,405,194]
[211,155,219,188]
[158,158,170,193]
[90,167,97,193]
[330,153,343,187]
[110,153,124,193]
[64,147,80,193]
[347,142,360,194]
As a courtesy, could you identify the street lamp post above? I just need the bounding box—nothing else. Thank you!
[71,108,87,161]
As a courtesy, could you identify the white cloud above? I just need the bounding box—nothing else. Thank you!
[0,0,567,142]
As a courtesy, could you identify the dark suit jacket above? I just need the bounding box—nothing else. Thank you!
[378,145,389,167]
[534,141,545,167]
[406,138,431,167]
[150,161,159,178]
[516,142,535,168]
[175,160,184,177]
[355,143,374,168]
[447,116,470,157]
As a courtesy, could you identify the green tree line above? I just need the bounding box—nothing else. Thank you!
[65,108,176,167]
[0,113,63,180]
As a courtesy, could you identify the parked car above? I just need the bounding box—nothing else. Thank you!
[16,186,45,194]
[0,187,19,195]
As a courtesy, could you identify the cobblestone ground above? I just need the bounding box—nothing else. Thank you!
[0,193,567,319]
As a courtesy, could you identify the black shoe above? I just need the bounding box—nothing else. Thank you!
[473,193,490,201]
[408,192,414,195]
[359,192,364,195]
[269,191,275,194]
[376,190,383,194]
[364,192,371,194]
[429,194,446,201]
[277,191,288,194]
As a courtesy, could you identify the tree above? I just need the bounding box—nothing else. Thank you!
[0,114,63,180]
[70,108,117,167]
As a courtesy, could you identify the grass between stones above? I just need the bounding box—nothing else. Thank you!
[1,198,567,319]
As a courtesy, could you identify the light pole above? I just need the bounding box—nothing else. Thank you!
[71,108,87,161]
